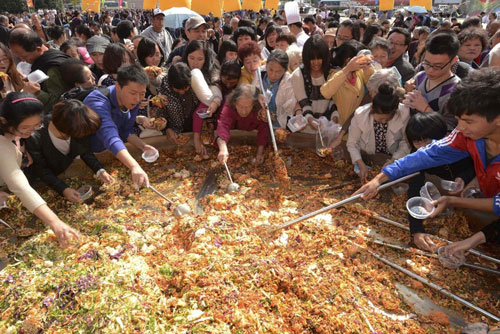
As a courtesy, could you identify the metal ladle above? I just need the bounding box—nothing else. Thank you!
[224,162,239,193]
[256,67,290,188]
[148,185,190,217]
[315,124,332,158]
[316,123,325,147]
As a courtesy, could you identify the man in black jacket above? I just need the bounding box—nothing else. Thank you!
[26,99,114,202]
[387,27,416,85]
[9,28,71,114]
[0,15,10,46]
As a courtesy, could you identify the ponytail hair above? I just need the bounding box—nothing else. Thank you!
[371,83,401,115]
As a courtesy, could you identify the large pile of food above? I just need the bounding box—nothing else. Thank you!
[0,143,499,333]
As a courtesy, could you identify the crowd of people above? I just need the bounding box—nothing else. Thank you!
[0,6,499,260]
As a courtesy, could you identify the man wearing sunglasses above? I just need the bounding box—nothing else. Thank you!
[404,32,461,131]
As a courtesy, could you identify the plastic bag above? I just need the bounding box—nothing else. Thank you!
[321,120,341,146]
[315,118,342,157]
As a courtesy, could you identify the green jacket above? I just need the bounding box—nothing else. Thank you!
[38,67,68,115]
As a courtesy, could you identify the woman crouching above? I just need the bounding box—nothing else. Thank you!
[216,84,269,165]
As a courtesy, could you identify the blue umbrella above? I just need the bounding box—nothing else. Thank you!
[407,6,428,14]
[163,7,201,29]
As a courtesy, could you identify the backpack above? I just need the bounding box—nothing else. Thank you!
[60,86,110,102]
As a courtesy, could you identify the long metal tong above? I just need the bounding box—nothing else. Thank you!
[371,214,500,266]
[369,238,500,275]
[349,240,500,322]
[255,172,418,238]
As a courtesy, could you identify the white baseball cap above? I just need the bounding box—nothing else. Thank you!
[153,8,165,17]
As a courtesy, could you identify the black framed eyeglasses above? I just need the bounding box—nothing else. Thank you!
[422,57,453,71]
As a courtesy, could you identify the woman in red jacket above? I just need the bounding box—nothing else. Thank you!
[216,84,270,165]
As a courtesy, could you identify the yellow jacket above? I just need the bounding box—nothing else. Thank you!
[238,61,267,86]
[238,66,255,85]
[320,66,375,126]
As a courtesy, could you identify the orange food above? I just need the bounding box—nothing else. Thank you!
[410,279,424,290]
[145,66,162,77]
[176,134,190,146]
[345,245,360,257]
[151,95,168,108]
[0,143,492,333]
[357,56,370,64]
[153,117,167,131]
[273,155,290,189]
[275,129,290,143]
[428,312,450,326]
[317,147,332,158]
[201,132,212,145]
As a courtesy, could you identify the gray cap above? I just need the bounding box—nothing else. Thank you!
[185,16,208,31]
[86,35,110,54]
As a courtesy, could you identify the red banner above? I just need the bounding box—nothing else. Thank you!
[26,0,34,8]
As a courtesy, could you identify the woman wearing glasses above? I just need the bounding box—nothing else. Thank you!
[0,43,40,102]
[334,20,359,48]
[0,92,79,248]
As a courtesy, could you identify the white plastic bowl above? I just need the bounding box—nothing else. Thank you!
[196,107,211,119]
[406,197,435,219]
[420,182,441,201]
[77,185,93,201]
[437,246,465,269]
[142,148,159,163]
[441,179,464,193]
[17,62,31,77]
[27,69,49,84]
[287,115,307,133]
[392,183,409,195]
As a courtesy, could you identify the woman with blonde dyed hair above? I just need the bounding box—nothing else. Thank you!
[0,42,38,101]
[286,44,302,73]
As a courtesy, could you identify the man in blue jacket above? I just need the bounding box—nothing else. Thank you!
[355,68,500,258]
[84,64,156,187]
